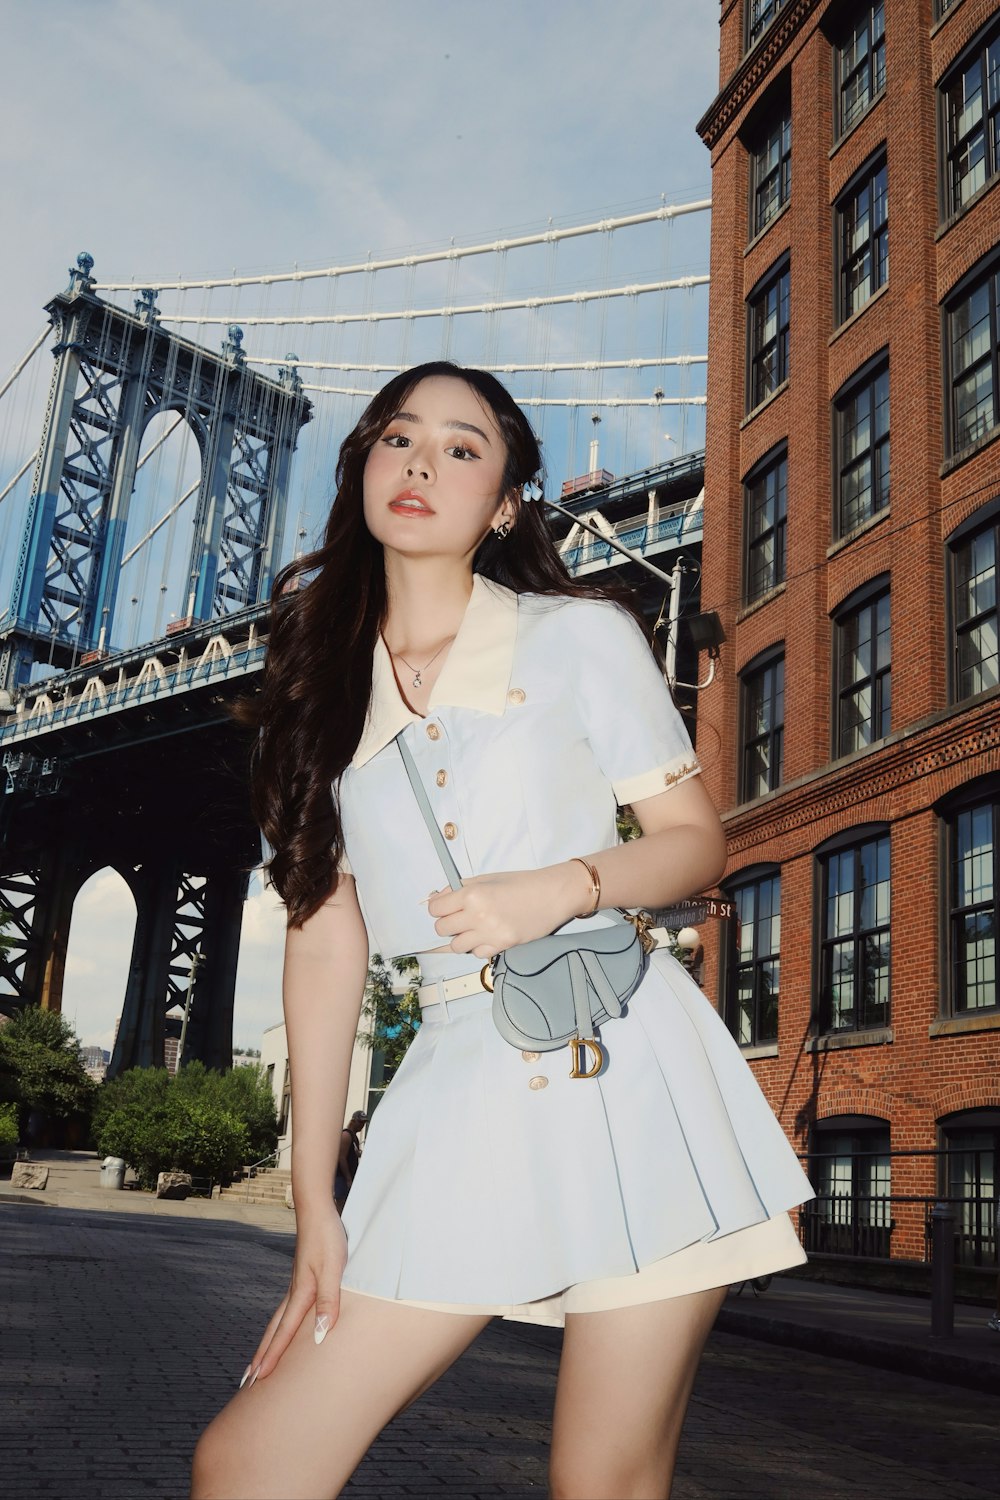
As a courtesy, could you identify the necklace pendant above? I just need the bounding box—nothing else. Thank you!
[412,671,422,688]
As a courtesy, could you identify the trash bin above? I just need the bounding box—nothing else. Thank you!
[100,1156,126,1190]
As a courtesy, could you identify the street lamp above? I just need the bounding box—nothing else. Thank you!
[175,952,204,1072]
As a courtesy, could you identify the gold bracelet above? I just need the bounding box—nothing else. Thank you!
[571,856,601,919]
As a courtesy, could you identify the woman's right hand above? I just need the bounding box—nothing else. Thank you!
[240,1208,348,1388]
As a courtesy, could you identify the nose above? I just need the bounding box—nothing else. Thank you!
[403,443,434,482]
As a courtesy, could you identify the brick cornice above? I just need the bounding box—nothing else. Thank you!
[697,0,825,149]
[723,694,1000,856]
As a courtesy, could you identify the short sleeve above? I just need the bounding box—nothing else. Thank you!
[568,600,701,804]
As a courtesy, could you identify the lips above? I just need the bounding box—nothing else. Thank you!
[389,489,434,516]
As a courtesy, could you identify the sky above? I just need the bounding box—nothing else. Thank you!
[1,0,721,1053]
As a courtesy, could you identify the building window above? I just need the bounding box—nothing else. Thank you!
[728,872,781,1046]
[746,0,790,52]
[836,156,888,322]
[950,514,999,699]
[836,3,886,138]
[939,1111,1000,1267]
[749,107,792,238]
[946,260,1000,454]
[740,651,784,800]
[941,22,1000,219]
[278,1060,290,1135]
[804,1118,891,1258]
[835,361,889,534]
[747,260,790,411]
[947,791,999,1013]
[934,0,959,17]
[834,584,890,755]
[819,830,890,1032]
[744,449,787,602]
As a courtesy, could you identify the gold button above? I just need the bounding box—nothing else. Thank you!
[443,822,457,840]
[521,1050,541,1062]
[528,1075,548,1091]
[426,722,441,740]
[435,769,448,788]
[508,688,526,705]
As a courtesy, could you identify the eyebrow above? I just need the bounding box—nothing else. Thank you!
[392,409,492,446]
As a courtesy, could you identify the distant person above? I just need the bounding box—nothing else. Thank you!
[334,1112,366,1215]
[192,362,815,1500]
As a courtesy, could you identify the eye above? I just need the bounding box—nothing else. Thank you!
[380,431,410,448]
[447,443,479,462]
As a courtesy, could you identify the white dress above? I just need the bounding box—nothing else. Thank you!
[336,575,814,1326]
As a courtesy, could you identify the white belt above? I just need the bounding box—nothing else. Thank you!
[418,967,492,1022]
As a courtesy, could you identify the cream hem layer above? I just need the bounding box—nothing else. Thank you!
[343,1211,804,1329]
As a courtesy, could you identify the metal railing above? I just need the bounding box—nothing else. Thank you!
[798,1146,997,1269]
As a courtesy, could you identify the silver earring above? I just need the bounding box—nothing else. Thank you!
[494,521,511,540]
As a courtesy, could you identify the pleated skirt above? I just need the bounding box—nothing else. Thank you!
[340,947,815,1327]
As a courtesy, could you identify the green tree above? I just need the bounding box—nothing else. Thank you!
[0,1005,96,1123]
[358,953,422,1072]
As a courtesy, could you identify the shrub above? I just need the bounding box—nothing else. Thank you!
[93,1060,272,1189]
[0,1101,18,1147]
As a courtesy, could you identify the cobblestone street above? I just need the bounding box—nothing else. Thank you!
[3,1202,997,1499]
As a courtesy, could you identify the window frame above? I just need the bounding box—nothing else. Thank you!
[938,17,1000,221]
[943,254,1000,458]
[805,1116,892,1258]
[745,0,791,54]
[835,151,889,325]
[743,443,788,604]
[833,353,890,536]
[939,777,1000,1017]
[725,866,782,1048]
[832,576,891,757]
[938,1109,1000,1268]
[816,825,892,1035]
[833,2,887,141]
[747,101,792,240]
[946,503,1000,702]
[746,256,791,414]
[739,646,785,802]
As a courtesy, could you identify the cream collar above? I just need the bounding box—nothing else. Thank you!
[352,573,519,768]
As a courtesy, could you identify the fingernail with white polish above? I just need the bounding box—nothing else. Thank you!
[314,1313,331,1345]
[247,1366,260,1389]
[239,1363,252,1389]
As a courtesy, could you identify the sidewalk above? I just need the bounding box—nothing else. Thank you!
[0,1147,296,1232]
[715,1273,1000,1395]
[6,1150,999,1396]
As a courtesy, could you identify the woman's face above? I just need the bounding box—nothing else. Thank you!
[362,375,513,559]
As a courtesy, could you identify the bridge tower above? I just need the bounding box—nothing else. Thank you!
[0,255,311,1075]
[0,253,310,693]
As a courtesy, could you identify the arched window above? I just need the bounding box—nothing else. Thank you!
[939,1108,1000,1267]
[938,776,1000,1017]
[805,1114,892,1258]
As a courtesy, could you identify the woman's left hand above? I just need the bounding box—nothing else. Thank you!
[427,864,588,957]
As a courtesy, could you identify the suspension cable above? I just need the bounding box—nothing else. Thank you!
[95,200,712,293]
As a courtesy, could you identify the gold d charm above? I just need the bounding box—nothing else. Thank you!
[569,1037,605,1079]
[480,962,495,993]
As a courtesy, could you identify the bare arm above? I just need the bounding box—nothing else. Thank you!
[284,873,370,1224]
[242,873,369,1385]
[428,776,727,954]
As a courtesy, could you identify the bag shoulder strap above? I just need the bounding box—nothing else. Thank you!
[395,731,463,892]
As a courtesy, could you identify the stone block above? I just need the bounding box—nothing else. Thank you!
[156,1170,193,1199]
[11,1162,49,1190]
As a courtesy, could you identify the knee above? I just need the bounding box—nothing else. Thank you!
[548,1451,672,1500]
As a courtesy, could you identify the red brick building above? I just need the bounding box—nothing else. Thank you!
[695,0,1000,1274]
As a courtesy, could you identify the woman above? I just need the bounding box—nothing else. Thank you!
[333,1110,365,1214]
[191,362,814,1500]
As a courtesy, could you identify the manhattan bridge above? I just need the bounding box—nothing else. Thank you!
[0,201,711,1076]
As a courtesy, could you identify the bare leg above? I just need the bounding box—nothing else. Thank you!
[549,1283,728,1500]
[190,1290,492,1500]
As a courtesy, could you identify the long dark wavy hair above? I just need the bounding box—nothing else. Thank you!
[240,360,645,927]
